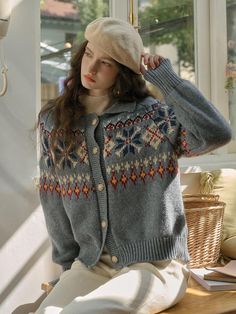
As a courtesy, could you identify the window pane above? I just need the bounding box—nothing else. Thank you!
[40,0,109,107]
[138,0,195,97]
[226,0,236,139]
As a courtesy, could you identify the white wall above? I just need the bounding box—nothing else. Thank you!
[0,1,60,313]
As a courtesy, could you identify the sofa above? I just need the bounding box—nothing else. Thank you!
[180,168,236,261]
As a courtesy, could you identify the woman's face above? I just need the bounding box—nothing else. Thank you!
[81,42,119,96]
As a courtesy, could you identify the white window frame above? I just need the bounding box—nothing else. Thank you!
[110,0,236,169]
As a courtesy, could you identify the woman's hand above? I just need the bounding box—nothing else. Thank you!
[140,53,164,74]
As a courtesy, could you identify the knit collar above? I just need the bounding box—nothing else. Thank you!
[103,100,137,114]
[103,96,156,114]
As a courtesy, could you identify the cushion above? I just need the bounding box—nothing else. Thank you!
[200,169,236,259]
[180,172,201,194]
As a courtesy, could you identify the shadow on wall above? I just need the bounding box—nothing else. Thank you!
[0,163,39,248]
[0,0,62,313]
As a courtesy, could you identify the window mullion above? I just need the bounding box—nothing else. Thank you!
[209,0,228,117]
[209,0,229,155]
[109,0,129,21]
[194,0,211,99]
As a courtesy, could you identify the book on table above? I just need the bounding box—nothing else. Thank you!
[203,271,236,283]
[190,260,236,291]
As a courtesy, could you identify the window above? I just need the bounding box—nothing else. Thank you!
[139,0,195,81]
[65,33,77,47]
[39,0,236,165]
[226,0,236,140]
[138,0,195,98]
[40,0,109,106]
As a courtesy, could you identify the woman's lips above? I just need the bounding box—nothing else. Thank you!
[84,75,96,83]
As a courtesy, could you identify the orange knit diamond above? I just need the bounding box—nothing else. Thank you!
[43,181,48,192]
[120,173,128,187]
[167,162,175,174]
[157,164,165,177]
[130,169,137,183]
[55,182,61,194]
[149,166,155,178]
[67,184,73,199]
[61,185,66,197]
[74,183,80,198]
[111,172,118,189]
[82,183,89,198]
[139,169,146,181]
[49,181,54,193]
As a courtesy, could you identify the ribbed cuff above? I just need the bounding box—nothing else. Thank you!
[143,59,183,97]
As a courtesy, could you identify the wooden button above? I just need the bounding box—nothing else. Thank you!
[101,220,107,228]
[92,147,98,155]
[91,118,98,126]
[111,256,118,263]
[97,183,104,191]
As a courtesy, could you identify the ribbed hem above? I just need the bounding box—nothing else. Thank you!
[143,59,183,97]
[116,236,189,266]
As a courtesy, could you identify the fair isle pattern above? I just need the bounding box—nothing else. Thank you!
[40,101,192,197]
[104,102,161,132]
[115,127,142,157]
[40,126,54,168]
[103,103,177,159]
[151,103,176,136]
[107,152,178,189]
[142,121,165,149]
[40,152,178,199]
[104,102,176,135]
[103,122,166,160]
[40,170,95,199]
[40,122,89,169]
[181,129,192,156]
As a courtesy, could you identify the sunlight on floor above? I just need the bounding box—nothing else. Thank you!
[186,287,210,297]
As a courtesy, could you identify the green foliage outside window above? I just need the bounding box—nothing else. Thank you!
[139,0,194,70]
[72,0,109,44]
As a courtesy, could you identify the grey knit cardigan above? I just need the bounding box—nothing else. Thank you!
[39,59,232,270]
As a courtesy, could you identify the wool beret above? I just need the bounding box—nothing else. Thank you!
[84,17,144,74]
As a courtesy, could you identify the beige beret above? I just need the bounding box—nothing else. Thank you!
[84,17,144,74]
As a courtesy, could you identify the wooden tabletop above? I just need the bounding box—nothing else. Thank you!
[160,277,236,314]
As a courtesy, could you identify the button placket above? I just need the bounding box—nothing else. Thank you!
[87,114,109,254]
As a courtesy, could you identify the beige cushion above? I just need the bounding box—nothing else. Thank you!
[180,172,201,194]
[200,169,236,259]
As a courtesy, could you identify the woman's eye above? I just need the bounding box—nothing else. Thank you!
[102,61,111,66]
[85,52,92,57]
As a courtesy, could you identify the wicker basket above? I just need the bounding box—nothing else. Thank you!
[183,194,225,268]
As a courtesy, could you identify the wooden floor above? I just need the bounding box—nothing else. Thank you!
[160,276,236,314]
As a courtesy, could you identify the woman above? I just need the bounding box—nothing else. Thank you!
[36,17,232,314]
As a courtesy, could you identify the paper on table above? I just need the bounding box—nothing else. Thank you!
[205,260,236,278]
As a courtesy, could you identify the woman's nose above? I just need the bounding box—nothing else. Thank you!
[88,61,98,74]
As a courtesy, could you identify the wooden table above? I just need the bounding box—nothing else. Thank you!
[160,276,236,314]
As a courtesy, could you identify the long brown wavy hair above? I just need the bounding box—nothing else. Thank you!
[39,40,152,153]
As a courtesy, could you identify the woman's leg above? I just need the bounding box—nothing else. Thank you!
[60,260,189,314]
[34,260,110,314]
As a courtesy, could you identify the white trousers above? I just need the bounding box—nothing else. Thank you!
[35,254,189,314]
